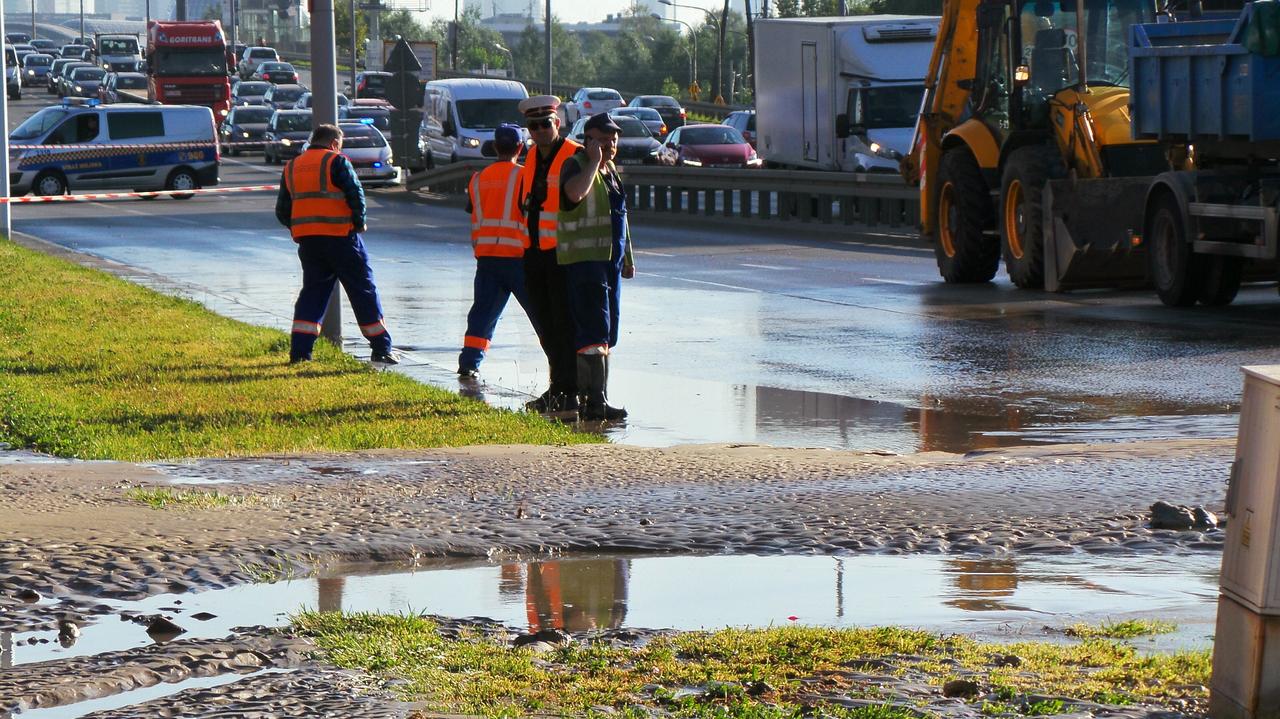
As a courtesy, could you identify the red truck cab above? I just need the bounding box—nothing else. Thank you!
[146,20,231,124]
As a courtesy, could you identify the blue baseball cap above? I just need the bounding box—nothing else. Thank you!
[493,123,522,153]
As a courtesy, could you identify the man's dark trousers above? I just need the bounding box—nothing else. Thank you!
[523,245,577,395]
[291,232,392,361]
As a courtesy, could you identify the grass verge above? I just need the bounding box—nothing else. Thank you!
[0,239,595,460]
[1064,619,1177,640]
[294,613,1212,718]
[124,486,257,509]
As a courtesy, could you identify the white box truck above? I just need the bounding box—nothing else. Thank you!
[753,16,938,173]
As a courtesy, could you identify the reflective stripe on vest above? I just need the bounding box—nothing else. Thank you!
[469,162,527,258]
[518,139,581,250]
[286,149,355,240]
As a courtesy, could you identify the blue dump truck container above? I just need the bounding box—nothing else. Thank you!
[1130,3,1280,142]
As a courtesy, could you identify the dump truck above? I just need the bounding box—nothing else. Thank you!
[754,16,939,173]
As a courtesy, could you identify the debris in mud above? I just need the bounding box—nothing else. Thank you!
[58,619,80,646]
[142,614,186,640]
[15,588,41,603]
[1149,502,1218,530]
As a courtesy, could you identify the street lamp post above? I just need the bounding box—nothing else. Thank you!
[492,42,514,78]
[30,0,35,42]
[544,0,552,93]
[349,0,358,99]
[653,13,696,89]
[451,0,459,70]
[79,0,84,45]
[659,0,724,102]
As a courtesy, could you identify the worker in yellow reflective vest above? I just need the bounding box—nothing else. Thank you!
[457,124,537,379]
[275,123,396,365]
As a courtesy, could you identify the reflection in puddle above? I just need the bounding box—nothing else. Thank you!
[13,669,287,719]
[6,553,1220,669]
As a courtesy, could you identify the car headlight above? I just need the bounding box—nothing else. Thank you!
[242,131,250,138]
[682,158,702,167]
[74,85,82,92]
[868,141,903,161]
[26,70,34,75]
[461,137,481,148]
[280,138,292,146]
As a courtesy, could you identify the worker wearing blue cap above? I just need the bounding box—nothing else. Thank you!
[457,123,536,379]
[557,112,636,421]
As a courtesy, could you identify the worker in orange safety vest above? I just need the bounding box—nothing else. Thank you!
[457,124,538,379]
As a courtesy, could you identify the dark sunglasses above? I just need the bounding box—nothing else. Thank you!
[526,118,554,130]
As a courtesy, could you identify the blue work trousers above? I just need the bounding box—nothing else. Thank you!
[564,254,623,352]
[291,232,392,361]
[459,256,535,371]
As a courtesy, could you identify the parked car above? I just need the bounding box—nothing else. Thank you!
[628,95,686,132]
[562,86,624,125]
[48,58,86,95]
[262,83,307,110]
[722,109,757,148]
[340,98,391,131]
[63,66,105,98]
[657,123,761,168]
[5,46,21,100]
[609,106,666,137]
[4,32,31,45]
[334,119,397,187]
[29,39,59,56]
[253,61,299,84]
[99,71,148,103]
[568,114,661,165]
[263,109,313,164]
[232,80,271,106]
[238,46,279,79]
[348,71,392,100]
[220,105,274,155]
[294,91,350,110]
[20,53,52,87]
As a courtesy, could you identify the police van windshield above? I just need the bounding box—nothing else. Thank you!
[456,99,523,130]
[10,107,69,141]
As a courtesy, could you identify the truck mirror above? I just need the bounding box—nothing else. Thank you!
[835,113,850,138]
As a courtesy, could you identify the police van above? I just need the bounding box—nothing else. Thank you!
[7,100,219,197]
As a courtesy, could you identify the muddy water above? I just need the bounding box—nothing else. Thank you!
[2,552,1220,672]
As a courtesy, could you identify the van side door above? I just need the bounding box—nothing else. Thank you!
[105,110,167,188]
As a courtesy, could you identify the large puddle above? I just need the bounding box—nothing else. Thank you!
[2,552,1220,672]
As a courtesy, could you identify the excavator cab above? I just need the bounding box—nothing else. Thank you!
[908,0,1162,290]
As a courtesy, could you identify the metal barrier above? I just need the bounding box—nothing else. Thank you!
[620,166,918,229]
[406,162,920,230]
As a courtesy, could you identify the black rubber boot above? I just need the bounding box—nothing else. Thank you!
[577,354,627,422]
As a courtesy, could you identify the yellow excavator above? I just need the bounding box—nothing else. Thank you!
[902,0,1174,291]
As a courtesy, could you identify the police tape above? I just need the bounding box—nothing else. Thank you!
[1,184,280,203]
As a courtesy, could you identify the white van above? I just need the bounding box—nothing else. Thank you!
[8,102,218,197]
[417,78,528,168]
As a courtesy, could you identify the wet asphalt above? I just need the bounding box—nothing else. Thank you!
[8,93,1280,453]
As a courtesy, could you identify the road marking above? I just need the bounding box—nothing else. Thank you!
[223,157,281,175]
[861,277,928,286]
[636,250,674,257]
[740,263,790,271]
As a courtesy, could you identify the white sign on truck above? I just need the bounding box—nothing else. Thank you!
[753,16,938,173]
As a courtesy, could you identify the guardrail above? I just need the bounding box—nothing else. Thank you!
[407,162,920,231]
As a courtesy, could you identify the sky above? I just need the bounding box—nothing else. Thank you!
[401,0,740,27]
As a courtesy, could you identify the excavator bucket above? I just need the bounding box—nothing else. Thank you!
[1043,177,1153,292]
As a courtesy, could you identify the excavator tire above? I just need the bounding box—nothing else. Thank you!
[999,145,1066,290]
[933,148,997,283]
[1198,256,1243,306]
[1147,193,1203,307]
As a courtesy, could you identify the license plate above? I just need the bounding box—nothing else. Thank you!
[617,158,641,165]
[356,168,383,177]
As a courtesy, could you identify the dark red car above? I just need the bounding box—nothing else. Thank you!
[657,123,762,168]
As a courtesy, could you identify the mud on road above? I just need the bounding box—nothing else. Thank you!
[0,439,1233,716]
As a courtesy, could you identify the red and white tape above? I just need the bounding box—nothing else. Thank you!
[2,184,279,203]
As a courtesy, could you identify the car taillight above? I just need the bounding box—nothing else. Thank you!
[292,74,298,81]
[583,101,592,109]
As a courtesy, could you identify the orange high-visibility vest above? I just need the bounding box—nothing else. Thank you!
[284,149,355,240]
[518,138,581,250]
[468,161,528,258]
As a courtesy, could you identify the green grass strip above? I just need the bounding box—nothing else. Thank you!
[0,239,595,460]
[294,613,1212,718]
[1064,619,1177,640]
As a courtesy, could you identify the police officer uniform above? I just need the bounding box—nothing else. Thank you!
[457,124,536,378]
[517,95,582,416]
[275,130,395,364]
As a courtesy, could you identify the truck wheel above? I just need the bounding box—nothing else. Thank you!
[166,167,198,200]
[1147,193,1202,307]
[33,171,67,196]
[1198,256,1243,306]
[933,148,997,283]
[1000,145,1065,289]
